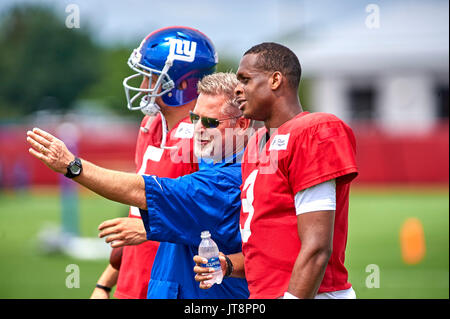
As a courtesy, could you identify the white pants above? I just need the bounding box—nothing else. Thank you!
[314,287,356,299]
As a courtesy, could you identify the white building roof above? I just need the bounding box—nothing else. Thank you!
[288,1,449,76]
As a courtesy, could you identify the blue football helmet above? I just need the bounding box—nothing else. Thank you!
[123,26,218,116]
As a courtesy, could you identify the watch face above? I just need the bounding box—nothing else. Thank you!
[70,165,81,175]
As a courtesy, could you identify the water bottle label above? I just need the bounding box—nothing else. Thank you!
[205,257,221,269]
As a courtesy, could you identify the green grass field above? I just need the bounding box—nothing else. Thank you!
[0,188,126,299]
[0,185,448,299]
[347,186,449,298]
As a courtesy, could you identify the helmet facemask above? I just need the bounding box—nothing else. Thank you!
[123,48,175,116]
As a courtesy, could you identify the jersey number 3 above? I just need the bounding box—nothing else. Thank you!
[240,169,258,243]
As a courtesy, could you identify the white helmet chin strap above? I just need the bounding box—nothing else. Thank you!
[158,111,177,150]
[139,97,177,150]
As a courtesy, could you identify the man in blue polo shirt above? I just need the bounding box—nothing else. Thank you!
[141,150,246,298]
[138,72,250,298]
[26,72,251,299]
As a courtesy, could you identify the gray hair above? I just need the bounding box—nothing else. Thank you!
[197,72,241,118]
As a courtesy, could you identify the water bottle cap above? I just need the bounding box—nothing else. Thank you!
[200,230,211,239]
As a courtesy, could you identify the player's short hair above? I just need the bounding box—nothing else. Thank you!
[244,42,301,90]
[197,72,241,118]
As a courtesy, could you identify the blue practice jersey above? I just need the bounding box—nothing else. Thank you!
[140,154,249,299]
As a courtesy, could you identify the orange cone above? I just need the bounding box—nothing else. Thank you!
[399,217,426,265]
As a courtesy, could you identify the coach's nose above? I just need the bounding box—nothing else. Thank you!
[193,116,206,134]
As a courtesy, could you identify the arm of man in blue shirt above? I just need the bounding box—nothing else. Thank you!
[139,164,242,251]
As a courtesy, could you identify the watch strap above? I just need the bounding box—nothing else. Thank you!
[64,157,82,178]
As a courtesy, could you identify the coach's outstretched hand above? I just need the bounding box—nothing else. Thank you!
[26,127,75,174]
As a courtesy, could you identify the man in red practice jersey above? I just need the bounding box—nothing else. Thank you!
[91,26,217,299]
[194,42,358,299]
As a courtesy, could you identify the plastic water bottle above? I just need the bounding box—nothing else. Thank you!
[198,230,223,285]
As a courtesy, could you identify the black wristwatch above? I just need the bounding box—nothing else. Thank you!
[65,157,83,178]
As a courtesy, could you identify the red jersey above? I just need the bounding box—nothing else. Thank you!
[114,114,198,299]
[240,112,358,299]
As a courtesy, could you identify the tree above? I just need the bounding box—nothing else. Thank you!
[81,46,137,118]
[0,5,101,120]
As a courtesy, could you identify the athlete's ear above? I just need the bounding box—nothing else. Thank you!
[270,71,282,90]
[236,117,251,135]
[178,80,188,90]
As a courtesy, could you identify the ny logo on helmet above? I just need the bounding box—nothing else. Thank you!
[168,38,197,63]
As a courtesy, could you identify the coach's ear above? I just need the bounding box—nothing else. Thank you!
[270,71,283,91]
